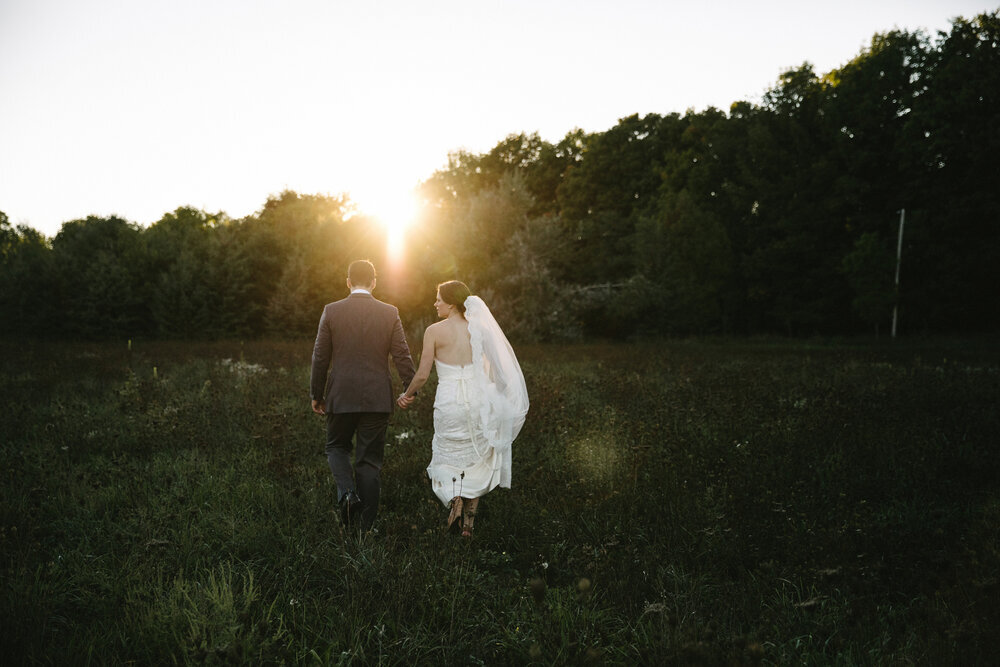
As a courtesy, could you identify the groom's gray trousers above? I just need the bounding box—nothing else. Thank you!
[325,411,389,530]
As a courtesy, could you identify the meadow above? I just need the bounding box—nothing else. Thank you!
[1,337,999,665]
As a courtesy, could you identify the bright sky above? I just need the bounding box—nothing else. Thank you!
[1,0,995,237]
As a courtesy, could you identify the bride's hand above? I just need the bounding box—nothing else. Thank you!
[397,394,413,409]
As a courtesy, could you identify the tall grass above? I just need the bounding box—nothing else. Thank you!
[2,337,998,664]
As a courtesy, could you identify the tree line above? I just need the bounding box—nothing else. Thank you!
[2,12,998,341]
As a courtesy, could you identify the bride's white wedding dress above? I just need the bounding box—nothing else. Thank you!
[425,296,529,506]
[426,360,503,503]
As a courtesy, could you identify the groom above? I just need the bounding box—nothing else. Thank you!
[310,259,416,531]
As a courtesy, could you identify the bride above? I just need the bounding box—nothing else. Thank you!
[397,281,528,537]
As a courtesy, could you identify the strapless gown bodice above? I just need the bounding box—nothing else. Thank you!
[434,360,474,380]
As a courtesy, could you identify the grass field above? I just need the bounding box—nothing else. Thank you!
[2,337,999,665]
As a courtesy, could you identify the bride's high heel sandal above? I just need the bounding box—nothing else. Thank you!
[447,497,463,533]
[461,497,478,538]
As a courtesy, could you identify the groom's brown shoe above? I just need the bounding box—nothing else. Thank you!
[339,491,362,527]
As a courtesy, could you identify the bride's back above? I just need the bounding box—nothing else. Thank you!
[433,317,473,366]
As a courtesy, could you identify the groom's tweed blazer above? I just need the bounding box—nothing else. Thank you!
[310,292,416,414]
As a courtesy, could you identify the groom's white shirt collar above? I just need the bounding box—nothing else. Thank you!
[350,288,372,295]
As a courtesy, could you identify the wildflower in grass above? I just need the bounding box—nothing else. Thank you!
[220,358,267,379]
[642,602,665,615]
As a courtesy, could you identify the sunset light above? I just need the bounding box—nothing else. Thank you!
[362,189,419,262]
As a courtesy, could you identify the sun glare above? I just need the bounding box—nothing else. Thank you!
[362,190,418,262]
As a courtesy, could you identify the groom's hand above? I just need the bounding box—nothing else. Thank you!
[311,399,326,416]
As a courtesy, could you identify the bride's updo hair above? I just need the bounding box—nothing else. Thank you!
[438,280,471,314]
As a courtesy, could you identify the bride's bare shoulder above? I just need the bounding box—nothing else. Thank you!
[424,320,446,338]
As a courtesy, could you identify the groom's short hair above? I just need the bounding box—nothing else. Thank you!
[348,259,376,287]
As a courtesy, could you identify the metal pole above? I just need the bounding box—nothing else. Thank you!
[891,208,905,338]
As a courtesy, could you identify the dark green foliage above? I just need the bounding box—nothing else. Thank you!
[840,232,897,335]
[2,338,999,663]
[635,190,734,334]
[0,212,54,335]
[147,208,252,338]
[902,13,1000,332]
[50,215,150,338]
[412,11,999,338]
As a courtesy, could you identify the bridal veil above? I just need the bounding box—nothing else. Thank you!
[464,295,529,488]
